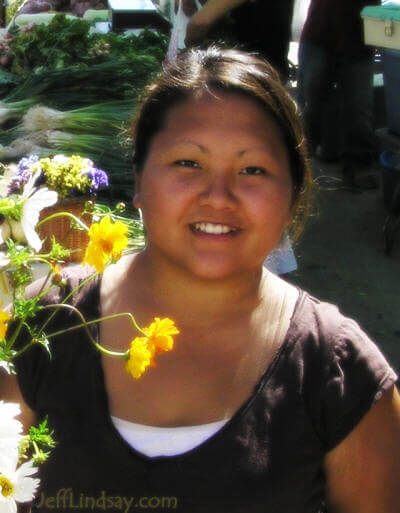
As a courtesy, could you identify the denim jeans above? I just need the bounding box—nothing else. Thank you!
[297,42,376,169]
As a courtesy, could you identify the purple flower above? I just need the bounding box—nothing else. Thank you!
[17,154,39,173]
[7,154,39,194]
[82,166,109,193]
[8,169,32,194]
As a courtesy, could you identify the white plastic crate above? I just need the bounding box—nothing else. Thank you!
[108,0,170,31]
[362,7,400,50]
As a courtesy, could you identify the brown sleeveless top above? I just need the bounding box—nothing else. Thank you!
[15,265,398,513]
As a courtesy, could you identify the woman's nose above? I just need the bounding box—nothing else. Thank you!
[198,175,237,209]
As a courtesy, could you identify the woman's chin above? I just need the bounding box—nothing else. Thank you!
[180,257,261,282]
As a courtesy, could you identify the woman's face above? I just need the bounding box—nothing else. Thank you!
[134,91,293,280]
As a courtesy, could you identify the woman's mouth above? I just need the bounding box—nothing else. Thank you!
[190,222,240,236]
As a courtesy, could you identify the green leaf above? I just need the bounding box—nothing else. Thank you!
[6,239,32,266]
[29,416,56,464]
[32,449,52,464]
[0,342,17,374]
[33,332,52,358]
[0,70,20,85]
[13,298,42,320]
[48,236,71,261]
[29,417,56,446]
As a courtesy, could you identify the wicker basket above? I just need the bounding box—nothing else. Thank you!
[38,197,92,262]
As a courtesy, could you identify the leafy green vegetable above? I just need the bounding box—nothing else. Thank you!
[8,14,167,77]
[10,15,93,75]
[0,69,20,85]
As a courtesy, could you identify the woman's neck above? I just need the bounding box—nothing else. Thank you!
[128,250,268,328]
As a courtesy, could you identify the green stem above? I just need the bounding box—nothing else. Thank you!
[24,257,62,300]
[13,340,34,358]
[41,303,133,358]
[34,283,56,303]
[37,211,89,232]
[36,272,97,337]
[6,318,24,352]
[31,440,42,462]
[31,268,53,300]
[28,256,53,266]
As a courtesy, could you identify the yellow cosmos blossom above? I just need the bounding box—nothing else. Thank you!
[125,337,153,379]
[0,308,10,339]
[83,216,128,273]
[125,317,179,379]
[144,317,180,353]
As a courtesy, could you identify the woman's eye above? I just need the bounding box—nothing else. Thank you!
[173,159,200,168]
[240,166,267,176]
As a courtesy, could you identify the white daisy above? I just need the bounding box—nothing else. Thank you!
[0,402,22,474]
[0,456,40,513]
[8,172,58,252]
[0,402,22,446]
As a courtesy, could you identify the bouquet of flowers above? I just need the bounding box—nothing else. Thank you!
[2,154,109,200]
[0,153,109,260]
[0,154,179,509]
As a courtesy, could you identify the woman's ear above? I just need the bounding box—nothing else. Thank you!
[133,172,142,209]
[132,192,141,209]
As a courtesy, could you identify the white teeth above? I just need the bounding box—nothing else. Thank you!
[193,223,236,234]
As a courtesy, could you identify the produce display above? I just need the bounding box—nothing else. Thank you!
[0,13,168,200]
[13,0,107,18]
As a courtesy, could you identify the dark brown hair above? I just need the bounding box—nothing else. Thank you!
[130,46,313,240]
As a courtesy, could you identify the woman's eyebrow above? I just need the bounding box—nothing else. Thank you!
[168,141,282,159]
[237,146,276,157]
[171,139,209,153]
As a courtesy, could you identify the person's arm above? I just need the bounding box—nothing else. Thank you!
[324,384,400,513]
[185,0,247,45]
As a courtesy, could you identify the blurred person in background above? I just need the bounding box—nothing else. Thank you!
[297,0,380,191]
[183,0,295,82]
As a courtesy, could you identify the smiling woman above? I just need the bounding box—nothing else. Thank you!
[133,91,294,280]
[131,47,312,243]
[2,46,400,513]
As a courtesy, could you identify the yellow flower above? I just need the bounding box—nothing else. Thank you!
[0,308,10,340]
[125,337,153,379]
[83,216,128,273]
[144,317,180,353]
[125,318,179,379]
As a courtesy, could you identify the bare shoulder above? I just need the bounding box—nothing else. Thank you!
[101,251,141,308]
[324,384,400,513]
[260,269,300,313]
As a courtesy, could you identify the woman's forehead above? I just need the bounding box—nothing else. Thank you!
[160,90,283,134]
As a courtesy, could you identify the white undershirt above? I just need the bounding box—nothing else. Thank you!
[111,416,230,457]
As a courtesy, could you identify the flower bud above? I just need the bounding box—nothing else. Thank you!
[51,273,63,286]
[84,200,95,211]
[0,217,11,243]
[8,219,26,244]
